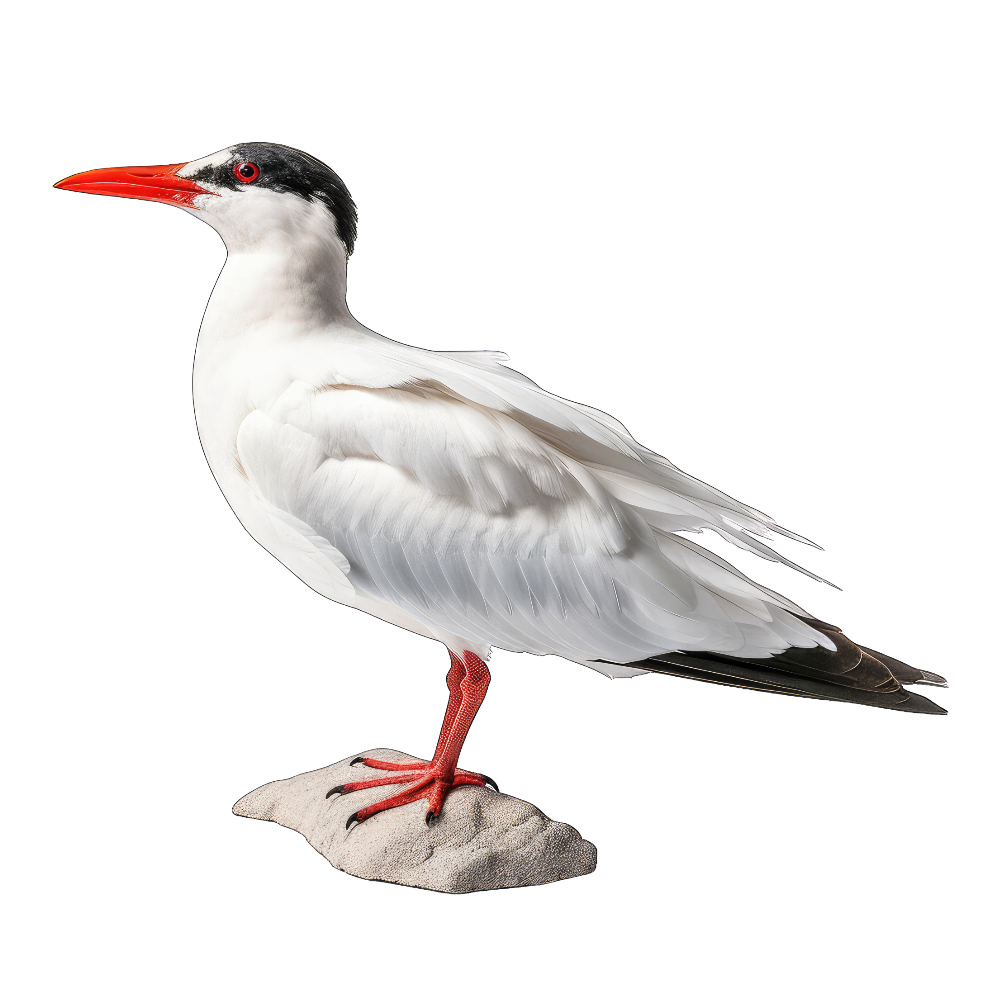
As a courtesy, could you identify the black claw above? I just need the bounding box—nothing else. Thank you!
[426,810,439,827]
[346,811,360,831]
[480,775,499,792]
[325,784,346,799]
[350,756,366,767]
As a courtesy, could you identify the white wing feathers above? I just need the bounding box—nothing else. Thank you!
[235,341,836,671]
[401,349,836,570]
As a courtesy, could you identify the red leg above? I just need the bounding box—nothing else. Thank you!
[434,650,469,762]
[326,649,495,828]
[345,651,470,774]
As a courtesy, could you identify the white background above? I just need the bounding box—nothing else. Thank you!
[3,3,996,997]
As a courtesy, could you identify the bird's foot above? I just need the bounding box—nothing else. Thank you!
[326,758,498,829]
[351,757,500,791]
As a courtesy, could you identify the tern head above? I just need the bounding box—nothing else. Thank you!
[54,143,358,258]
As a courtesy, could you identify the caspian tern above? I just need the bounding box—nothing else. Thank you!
[55,143,947,829]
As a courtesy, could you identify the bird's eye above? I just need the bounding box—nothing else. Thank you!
[234,162,260,183]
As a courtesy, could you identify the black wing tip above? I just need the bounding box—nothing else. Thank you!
[634,651,949,715]
[856,644,949,689]
[917,670,949,688]
[895,691,948,715]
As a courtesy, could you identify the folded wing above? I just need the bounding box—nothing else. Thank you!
[235,366,839,673]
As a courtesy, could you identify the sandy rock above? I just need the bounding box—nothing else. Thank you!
[233,749,597,893]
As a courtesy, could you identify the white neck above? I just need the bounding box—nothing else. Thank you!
[191,190,370,479]
[197,189,355,336]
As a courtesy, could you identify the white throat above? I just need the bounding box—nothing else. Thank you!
[195,188,353,333]
[190,186,369,492]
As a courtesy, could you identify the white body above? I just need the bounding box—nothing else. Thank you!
[185,168,835,676]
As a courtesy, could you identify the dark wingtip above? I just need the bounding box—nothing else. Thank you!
[898,689,949,715]
[917,670,949,688]
[856,645,949,689]
[638,647,950,715]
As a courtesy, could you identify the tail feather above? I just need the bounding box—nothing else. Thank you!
[619,616,948,715]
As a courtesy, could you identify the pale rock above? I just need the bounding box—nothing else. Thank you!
[233,749,597,893]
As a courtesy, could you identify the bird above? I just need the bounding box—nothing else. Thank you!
[54,143,947,830]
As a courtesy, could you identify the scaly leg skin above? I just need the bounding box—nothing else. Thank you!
[326,650,497,829]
